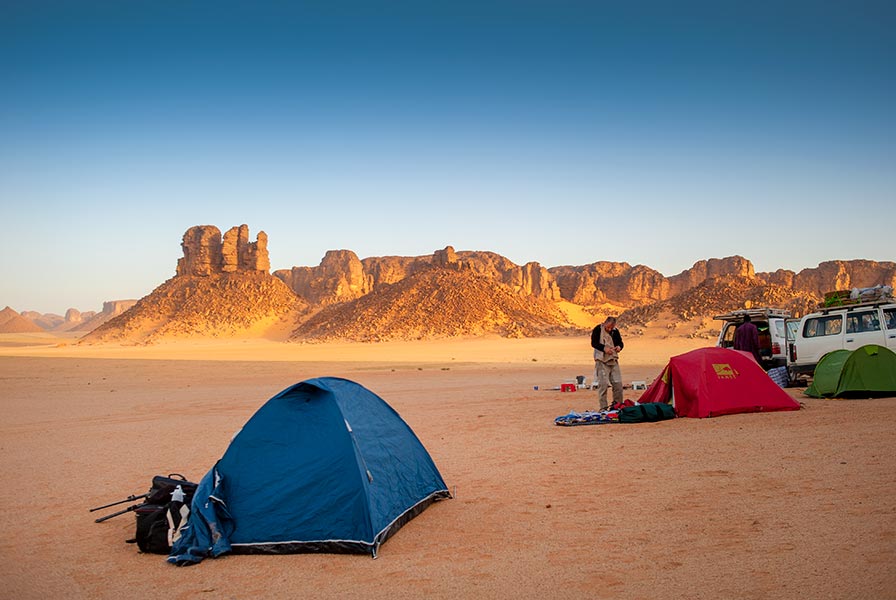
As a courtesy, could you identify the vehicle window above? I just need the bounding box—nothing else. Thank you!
[774,321,785,337]
[848,311,880,333]
[885,308,896,330]
[804,315,842,338]
[786,321,799,342]
[721,324,736,347]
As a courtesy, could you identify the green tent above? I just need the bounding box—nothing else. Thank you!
[805,349,851,398]
[805,345,896,399]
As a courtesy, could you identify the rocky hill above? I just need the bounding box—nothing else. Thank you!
[82,273,305,344]
[291,265,574,342]
[81,225,304,344]
[0,307,44,333]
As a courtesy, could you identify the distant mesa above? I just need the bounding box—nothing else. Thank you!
[13,222,888,345]
[68,300,139,332]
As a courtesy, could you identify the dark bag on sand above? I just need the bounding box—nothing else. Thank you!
[133,474,198,554]
[618,403,676,423]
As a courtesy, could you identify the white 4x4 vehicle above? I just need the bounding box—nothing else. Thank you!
[714,307,791,370]
[789,297,896,377]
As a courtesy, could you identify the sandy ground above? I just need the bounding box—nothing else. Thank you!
[1,332,894,599]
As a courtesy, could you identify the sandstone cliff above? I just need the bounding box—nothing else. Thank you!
[276,249,374,305]
[757,260,896,296]
[291,266,575,342]
[548,256,755,306]
[177,224,270,276]
[274,246,563,305]
[56,223,896,344]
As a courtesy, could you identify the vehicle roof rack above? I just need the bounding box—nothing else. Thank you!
[712,307,791,320]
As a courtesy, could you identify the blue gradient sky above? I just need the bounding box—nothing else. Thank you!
[2,1,894,314]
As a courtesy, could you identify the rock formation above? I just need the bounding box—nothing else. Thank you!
[42,222,895,343]
[0,307,44,333]
[82,225,301,344]
[64,308,83,326]
[620,275,819,327]
[276,250,374,305]
[291,267,575,342]
[432,245,459,267]
[69,300,138,332]
[274,247,562,304]
[757,260,896,296]
[21,310,65,330]
[177,224,270,276]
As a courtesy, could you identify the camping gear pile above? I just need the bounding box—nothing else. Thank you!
[555,400,676,426]
[90,474,198,554]
[805,344,896,398]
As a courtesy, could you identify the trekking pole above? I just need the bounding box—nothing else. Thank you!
[94,503,145,524]
[89,493,150,513]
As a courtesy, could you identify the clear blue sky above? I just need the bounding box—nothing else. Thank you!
[2,1,894,314]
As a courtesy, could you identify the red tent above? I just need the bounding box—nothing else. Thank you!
[638,347,800,418]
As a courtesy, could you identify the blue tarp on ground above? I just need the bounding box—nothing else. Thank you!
[169,377,450,565]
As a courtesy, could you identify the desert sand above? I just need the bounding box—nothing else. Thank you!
[1,331,894,599]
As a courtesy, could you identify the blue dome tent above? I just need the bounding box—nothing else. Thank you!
[169,377,450,564]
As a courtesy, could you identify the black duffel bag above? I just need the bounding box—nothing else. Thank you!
[618,402,676,423]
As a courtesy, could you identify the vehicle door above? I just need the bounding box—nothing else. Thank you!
[883,306,896,350]
[797,313,845,366]
[768,318,788,365]
[785,318,799,364]
[843,308,887,350]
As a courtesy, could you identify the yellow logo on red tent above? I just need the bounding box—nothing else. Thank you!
[712,363,739,379]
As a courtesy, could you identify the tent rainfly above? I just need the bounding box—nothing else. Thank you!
[638,347,800,418]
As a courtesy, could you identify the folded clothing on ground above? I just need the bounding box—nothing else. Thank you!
[554,410,619,426]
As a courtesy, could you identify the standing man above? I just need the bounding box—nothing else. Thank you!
[591,316,624,411]
[733,314,761,364]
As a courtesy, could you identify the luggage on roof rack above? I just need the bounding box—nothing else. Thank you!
[820,286,894,309]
